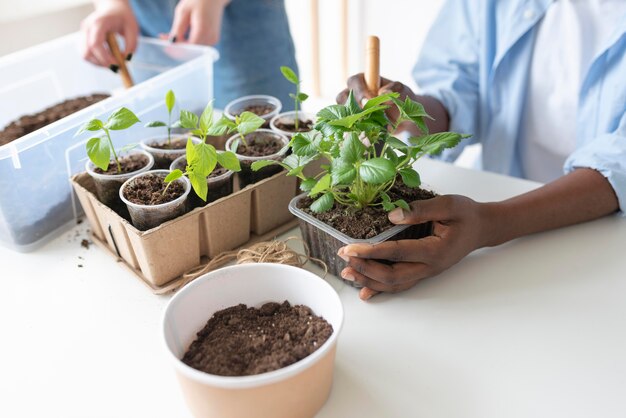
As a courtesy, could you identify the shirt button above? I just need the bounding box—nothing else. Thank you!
[523,8,536,19]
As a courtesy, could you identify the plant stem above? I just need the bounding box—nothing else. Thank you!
[295,83,300,131]
[105,128,122,173]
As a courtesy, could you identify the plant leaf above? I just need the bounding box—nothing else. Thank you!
[316,104,350,122]
[345,90,361,115]
[280,66,299,84]
[199,103,214,135]
[236,111,265,136]
[165,90,175,114]
[165,169,183,183]
[328,105,387,129]
[105,107,140,130]
[310,173,331,196]
[297,92,309,102]
[399,167,421,187]
[392,97,432,134]
[216,151,240,172]
[300,178,317,192]
[209,115,236,136]
[188,170,208,201]
[171,120,183,129]
[77,119,103,136]
[409,132,469,156]
[393,199,410,211]
[145,121,167,128]
[385,136,408,150]
[310,192,334,213]
[363,92,400,110]
[359,158,396,184]
[86,137,111,171]
[340,132,366,164]
[290,132,318,157]
[251,160,277,171]
[186,137,198,164]
[193,142,218,177]
[179,110,199,130]
[331,159,356,186]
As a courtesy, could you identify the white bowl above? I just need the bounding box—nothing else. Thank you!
[162,263,344,418]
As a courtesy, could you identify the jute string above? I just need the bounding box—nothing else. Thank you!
[177,236,327,290]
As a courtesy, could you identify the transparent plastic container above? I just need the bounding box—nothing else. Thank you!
[225,129,289,188]
[140,134,191,169]
[119,170,191,231]
[224,95,282,128]
[269,111,315,138]
[170,155,235,205]
[288,193,433,282]
[0,32,217,251]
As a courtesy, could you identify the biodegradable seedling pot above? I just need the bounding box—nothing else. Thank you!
[85,149,154,208]
[163,263,343,418]
[170,155,235,206]
[289,193,433,281]
[269,111,315,138]
[140,135,202,169]
[225,129,289,188]
[119,169,191,230]
[224,95,282,128]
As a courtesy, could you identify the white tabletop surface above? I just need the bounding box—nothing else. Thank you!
[2,159,625,418]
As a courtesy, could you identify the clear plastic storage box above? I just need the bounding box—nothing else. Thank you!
[0,33,217,251]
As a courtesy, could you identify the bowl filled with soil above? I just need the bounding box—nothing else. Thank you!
[119,169,191,230]
[140,135,201,169]
[225,129,289,188]
[269,110,315,138]
[163,263,343,418]
[224,95,282,129]
[170,155,234,206]
[289,179,436,281]
[85,149,154,208]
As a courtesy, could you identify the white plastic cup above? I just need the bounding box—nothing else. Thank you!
[139,135,200,169]
[119,169,191,230]
[85,149,155,207]
[224,95,282,128]
[162,263,344,418]
[169,155,235,205]
[269,110,316,138]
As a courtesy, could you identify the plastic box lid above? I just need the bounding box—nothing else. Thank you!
[0,32,217,252]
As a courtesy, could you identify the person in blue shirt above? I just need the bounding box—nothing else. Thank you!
[336,0,625,300]
[80,0,298,108]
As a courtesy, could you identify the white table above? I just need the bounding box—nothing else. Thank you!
[2,159,625,418]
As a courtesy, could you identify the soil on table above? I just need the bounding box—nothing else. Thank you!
[122,173,184,205]
[148,137,187,150]
[0,94,109,146]
[93,154,149,175]
[298,178,436,240]
[182,301,333,377]
[235,103,276,118]
[236,132,283,157]
[274,118,314,133]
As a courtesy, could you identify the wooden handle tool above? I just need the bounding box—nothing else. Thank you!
[106,32,134,89]
[365,35,380,95]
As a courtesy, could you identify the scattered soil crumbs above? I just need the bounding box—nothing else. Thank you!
[80,239,91,250]
[236,132,283,157]
[93,154,149,175]
[274,118,313,133]
[148,137,187,150]
[298,178,436,239]
[122,173,184,205]
[0,94,109,146]
[182,301,333,377]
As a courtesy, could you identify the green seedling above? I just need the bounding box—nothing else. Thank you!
[251,91,470,213]
[77,107,141,174]
[145,89,178,146]
[164,103,250,201]
[280,65,308,130]
[219,111,265,152]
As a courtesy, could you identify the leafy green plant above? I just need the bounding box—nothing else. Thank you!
[280,66,308,130]
[251,91,469,213]
[145,90,178,146]
[164,105,263,200]
[220,111,265,152]
[77,107,140,173]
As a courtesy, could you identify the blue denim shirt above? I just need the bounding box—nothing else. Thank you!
[413,0,626,211]
[130,0,298,110]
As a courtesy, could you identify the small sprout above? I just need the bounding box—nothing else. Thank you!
[145,89,178,146]
[77,107,140,174]
[281,65,308,130]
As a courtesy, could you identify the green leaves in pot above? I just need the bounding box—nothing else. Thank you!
[144,89,178,146]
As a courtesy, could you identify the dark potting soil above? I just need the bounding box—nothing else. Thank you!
[182,301,333,377]
[274,118,314,133]
[236,133,283,157]
[122,173,184,205]
[0,94,110,146]
[93,154,149,175]
[298,180,436,240]
[148,137,187,150]
[236,104,276,117]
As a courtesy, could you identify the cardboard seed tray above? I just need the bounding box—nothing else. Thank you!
[71,171,298,290]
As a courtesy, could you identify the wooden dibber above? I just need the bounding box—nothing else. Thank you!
[106,32,134,89]
[364,35,380,94]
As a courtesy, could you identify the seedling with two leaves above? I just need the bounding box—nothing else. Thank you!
[144,89,178,146]
[280,65,308,131]
[251,91,470,213]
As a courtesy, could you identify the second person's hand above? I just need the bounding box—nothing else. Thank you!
[169,0,231,45]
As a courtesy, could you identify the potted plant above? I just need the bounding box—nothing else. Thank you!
[78,107,154,208]
[224,94,282,129]
[164,103,248,204]
[270,66,315,138]
[252,92,469,278]
[163,263,343,418]
[119,169,191,230]
[140,89,192,169]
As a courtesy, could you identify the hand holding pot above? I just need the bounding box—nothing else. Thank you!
[81,0,138,67]
[337,195,488,301]
[168,0,231,45]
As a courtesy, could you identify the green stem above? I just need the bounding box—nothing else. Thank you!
[167,110,172,145]
[105,129,121,173]
[294,83,300,131]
